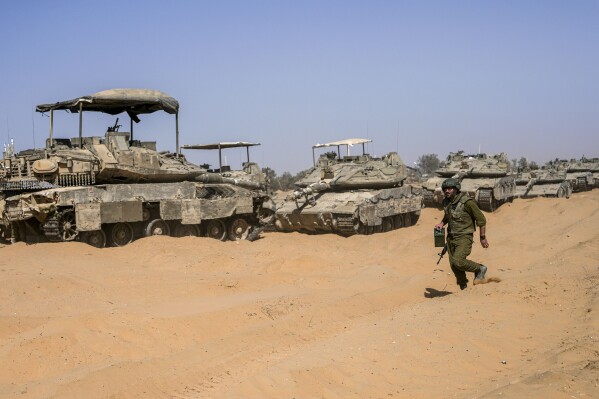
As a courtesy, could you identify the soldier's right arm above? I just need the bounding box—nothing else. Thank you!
[435,211,449,230]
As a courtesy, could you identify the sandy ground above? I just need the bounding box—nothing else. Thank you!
[0,191,598,399]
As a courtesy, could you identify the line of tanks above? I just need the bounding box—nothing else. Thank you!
[1,88,597,246]
[421,151,598,211]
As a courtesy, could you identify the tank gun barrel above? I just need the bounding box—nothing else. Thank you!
[196,173,264,190]
[287,181,330,201]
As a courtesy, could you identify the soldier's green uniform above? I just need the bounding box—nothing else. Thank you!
[441,191,487,287]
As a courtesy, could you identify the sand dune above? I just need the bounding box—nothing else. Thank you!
[0,191,598,398]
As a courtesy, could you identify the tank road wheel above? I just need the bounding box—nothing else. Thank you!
[59,210,78,241]
[227,217,250,241]
[411,211,420,225]
[144,219,171,237]
[205,219,227,241]
[110,223,134,247]
[382,217,394,232]
[173,224,200,237]
[393,215,404,229]
[80,230,107,248]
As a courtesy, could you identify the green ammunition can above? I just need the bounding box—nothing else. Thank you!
[434,227,446,247]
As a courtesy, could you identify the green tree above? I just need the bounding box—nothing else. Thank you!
[518,157,529,171]
[277,172,295,191]
[511,158,518,171]
[416,154,440,175]
[265,168,309,191]
[262,167,277,181]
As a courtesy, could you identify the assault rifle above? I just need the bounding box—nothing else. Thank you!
[436,245,448,265]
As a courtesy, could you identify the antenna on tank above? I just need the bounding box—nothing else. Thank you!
[396,120,399,153]
[5,116,10,144]
[31,107,36,149]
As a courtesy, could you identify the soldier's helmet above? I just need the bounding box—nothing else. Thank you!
[441,178,461,191]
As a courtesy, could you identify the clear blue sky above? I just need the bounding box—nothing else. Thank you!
[1,1,597,174]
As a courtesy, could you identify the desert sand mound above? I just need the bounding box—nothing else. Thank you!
[0,191,598,398]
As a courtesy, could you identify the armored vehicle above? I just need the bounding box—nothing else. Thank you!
[1,89,276,246]
[515,168,572,198]
[422,151,516,212]
[181,141,275,238]
[563,158,597,192]
[0,89,206,200]
[274,138,423,236]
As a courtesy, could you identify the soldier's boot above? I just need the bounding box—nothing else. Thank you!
[459,283,467,290]
[474,265,487,281]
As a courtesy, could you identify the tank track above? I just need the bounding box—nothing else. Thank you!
[352,211,420,236]
[335,216,356,235]
[576,177,588,192]
[477,189,495,212]
[41,214,62,242]
[422,190,436,208]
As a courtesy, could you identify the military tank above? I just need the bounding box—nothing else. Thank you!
[274,138,423,236]
[422,151,516,212]
[563,157,597,192]
[181,141,275,239]
[1,89,276,246]
[514,168,572,198]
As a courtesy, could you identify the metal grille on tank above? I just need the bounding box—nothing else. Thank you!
[56,173,95,187]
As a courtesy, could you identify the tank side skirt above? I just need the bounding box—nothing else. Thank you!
[4,182,266,245]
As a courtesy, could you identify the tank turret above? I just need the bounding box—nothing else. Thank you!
[181,141,269,191]
[274,138,422,235]
[0,89,206,199]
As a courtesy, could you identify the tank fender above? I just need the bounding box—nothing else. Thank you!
[358,205,381,226]
[75,203,102,231]
[4,194,56,223]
